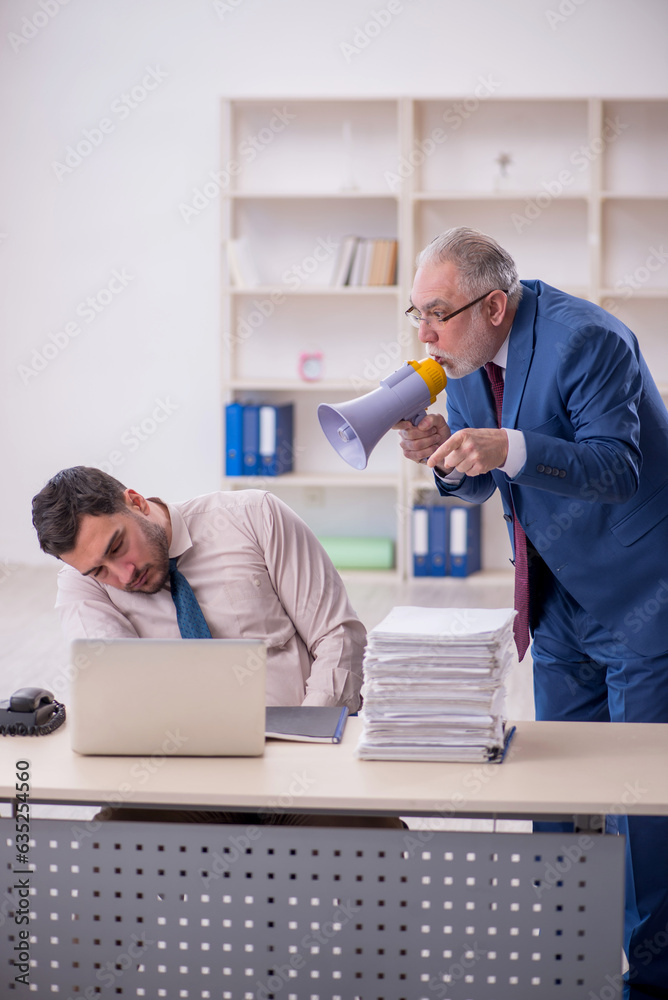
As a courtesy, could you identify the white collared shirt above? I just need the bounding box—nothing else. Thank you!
[436,334,527,484]
[55,490,365,711]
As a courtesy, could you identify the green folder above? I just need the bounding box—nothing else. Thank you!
[317,536,394,570]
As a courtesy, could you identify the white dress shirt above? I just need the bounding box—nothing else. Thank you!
[56,490,365,711]
[436,335,527,484]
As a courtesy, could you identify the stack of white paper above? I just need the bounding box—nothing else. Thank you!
[356,606,516,762]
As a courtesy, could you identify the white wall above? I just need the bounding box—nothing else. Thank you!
[1,0,667,565]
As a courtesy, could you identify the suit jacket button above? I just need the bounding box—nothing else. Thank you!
[544,465,552,475]
[503,513,512,522]
[552,467,561,476]
[559,469,566,478]
[536,464,545,473]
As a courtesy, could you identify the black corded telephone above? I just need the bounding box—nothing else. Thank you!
[0,688,66,736]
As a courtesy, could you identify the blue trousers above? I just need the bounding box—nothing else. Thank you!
[532,572,668,994]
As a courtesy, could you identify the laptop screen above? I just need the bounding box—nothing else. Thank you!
[68,638,266,757]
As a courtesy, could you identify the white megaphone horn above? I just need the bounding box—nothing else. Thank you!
[317,358,447,470]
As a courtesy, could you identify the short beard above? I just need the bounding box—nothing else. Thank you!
[437,352,486,380]
[125,513,170,594]
[432,307,500,379]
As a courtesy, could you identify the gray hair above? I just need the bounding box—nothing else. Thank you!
[416,227,523,309]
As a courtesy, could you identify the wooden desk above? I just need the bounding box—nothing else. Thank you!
[2,718,659,998]
[1,717,666,819]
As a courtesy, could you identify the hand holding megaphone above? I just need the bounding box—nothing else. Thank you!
[317,358,447,470]
[395,410,451,467]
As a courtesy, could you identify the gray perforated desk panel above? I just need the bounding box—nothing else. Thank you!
[1,819,623,999]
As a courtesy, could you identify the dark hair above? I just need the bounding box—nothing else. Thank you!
[32,466,129,557]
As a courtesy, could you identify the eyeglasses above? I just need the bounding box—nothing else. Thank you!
[405,289,508,329]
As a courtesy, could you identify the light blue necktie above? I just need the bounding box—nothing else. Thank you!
[168,557,212,638]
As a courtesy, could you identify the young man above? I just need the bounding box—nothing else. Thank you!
[32,466,364,711]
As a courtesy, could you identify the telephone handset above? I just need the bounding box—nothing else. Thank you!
[0,687,66,736]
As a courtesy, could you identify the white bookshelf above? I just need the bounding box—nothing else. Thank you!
[221,96,668,580]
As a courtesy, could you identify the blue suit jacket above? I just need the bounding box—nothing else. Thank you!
[437,280,668,655]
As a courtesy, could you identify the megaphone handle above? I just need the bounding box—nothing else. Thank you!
[406,407,428,427]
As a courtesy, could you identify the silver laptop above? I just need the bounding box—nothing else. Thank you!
[69,638,266,757]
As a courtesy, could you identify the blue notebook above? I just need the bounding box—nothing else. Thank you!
[242,404,261,475]
[265,706,349,743]
[428,505,448,577]
[259,403,294,476]
[412,505,430,577]
[224,402,244,476]
[449,504,481,577]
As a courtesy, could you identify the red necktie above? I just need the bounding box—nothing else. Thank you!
[484,362,531,661]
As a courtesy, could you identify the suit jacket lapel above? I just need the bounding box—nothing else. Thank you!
[502,283,537,429]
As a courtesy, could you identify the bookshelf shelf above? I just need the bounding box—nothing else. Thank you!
[221,96,668,580]
[226,473,399,489]
[601,192,668,200]
[412,191,590,202]
[226,286,399,295]
[601,288,668,299]
[229,191,399,200]
[229,380,377,393]
[338,568,401,583]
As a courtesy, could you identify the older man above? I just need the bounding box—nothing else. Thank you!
[397,227,668,999]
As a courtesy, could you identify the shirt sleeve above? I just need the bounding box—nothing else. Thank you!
[498,428,527,478]
[256,493,366,711]
[55,565,139,641]
[434,468,465,486]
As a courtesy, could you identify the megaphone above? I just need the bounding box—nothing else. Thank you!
[318,358,446,470]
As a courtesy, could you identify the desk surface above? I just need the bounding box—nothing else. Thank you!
[1,718,666,818]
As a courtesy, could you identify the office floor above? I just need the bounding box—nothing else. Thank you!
[0,563,533,831]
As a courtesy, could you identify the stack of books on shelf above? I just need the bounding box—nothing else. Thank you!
[413,501,481,577]
[331,236,398,287]
[225,402,294,476]
[356,605,516,763]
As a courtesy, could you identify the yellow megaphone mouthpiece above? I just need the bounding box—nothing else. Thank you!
[408,357,447,403]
